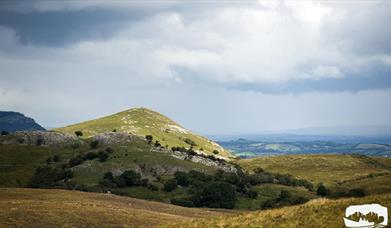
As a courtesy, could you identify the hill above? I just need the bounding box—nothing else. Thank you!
[55,108,232,158]
[237,154,391,194]
[0,188,231,227]
[0,111,45,133]
[175,193,391,227]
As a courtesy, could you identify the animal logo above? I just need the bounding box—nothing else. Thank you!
[344,204,388,228]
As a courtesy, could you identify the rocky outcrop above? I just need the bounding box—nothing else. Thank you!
[92,132,139,145]
[0,131,82,147]
[152,147,237,173]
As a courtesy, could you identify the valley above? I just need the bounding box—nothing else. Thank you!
[1,108,390,227]
[220,139,391,158]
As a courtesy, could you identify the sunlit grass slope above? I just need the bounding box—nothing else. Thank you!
[174,193,391,228]
[0,188,230,228]
[55,107,232,158]
[237,154,391,193]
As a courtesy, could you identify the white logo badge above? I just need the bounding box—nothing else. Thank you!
[344,204,388,228]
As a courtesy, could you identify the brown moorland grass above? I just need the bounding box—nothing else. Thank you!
[171,193,391,228]
[0,188,233,228]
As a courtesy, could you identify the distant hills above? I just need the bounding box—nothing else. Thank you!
[284,125,391,136]
[55,107,232,158]
[0,111,45,133]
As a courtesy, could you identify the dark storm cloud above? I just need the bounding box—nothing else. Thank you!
[0,8,154,46]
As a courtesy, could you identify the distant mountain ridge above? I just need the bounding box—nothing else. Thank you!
[0,111,45,132]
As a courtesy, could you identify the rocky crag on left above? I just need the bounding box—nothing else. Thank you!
[0,111,45,133]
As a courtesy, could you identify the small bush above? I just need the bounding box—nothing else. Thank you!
[171,198,195,207]
[347,188,366,197]
[164,179,178,192]
[69,156,84,167]
[247,189,258,199]
[213,150,219,155]
[184,138,197,146]
[98,151,109,162]
[36,137,44,146]
[105,147,113,153]
[53,155,61,163]
[141,178,149,187]
[147,183,159,191]
[1,131,9,136]
[316,183,329,197]
[261,199,276,209]
[85,152,98,160]
[145,135,153,143]
[121,170,141,186]
[103,172,114,180]
[175,171,190,187]
[75,131,83,137]
[90,140,99,149]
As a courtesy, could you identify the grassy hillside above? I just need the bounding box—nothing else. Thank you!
[237,154,391,194]
[55,108,232,158]
[0,144,80,187]
[175,193,391,228]
[0,137,221,202]
[0,188,231,228]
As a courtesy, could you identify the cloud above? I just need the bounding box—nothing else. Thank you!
[1,1,390,91]
[0,1,390,130]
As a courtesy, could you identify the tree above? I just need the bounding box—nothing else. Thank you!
[316,183,329,197]
[120,170,141,186]
[175,171,190,187]
[103,172,114,180]
[198,181,236,209]
[75,131,83,137]
[154,140,161,147]
[1,131,9,136]
[213,150,219,155]
[112,129,117,132]
[164,179,178,192]
[145,135,153,143]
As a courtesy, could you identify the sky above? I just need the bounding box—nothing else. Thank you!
[0,0,391,135]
